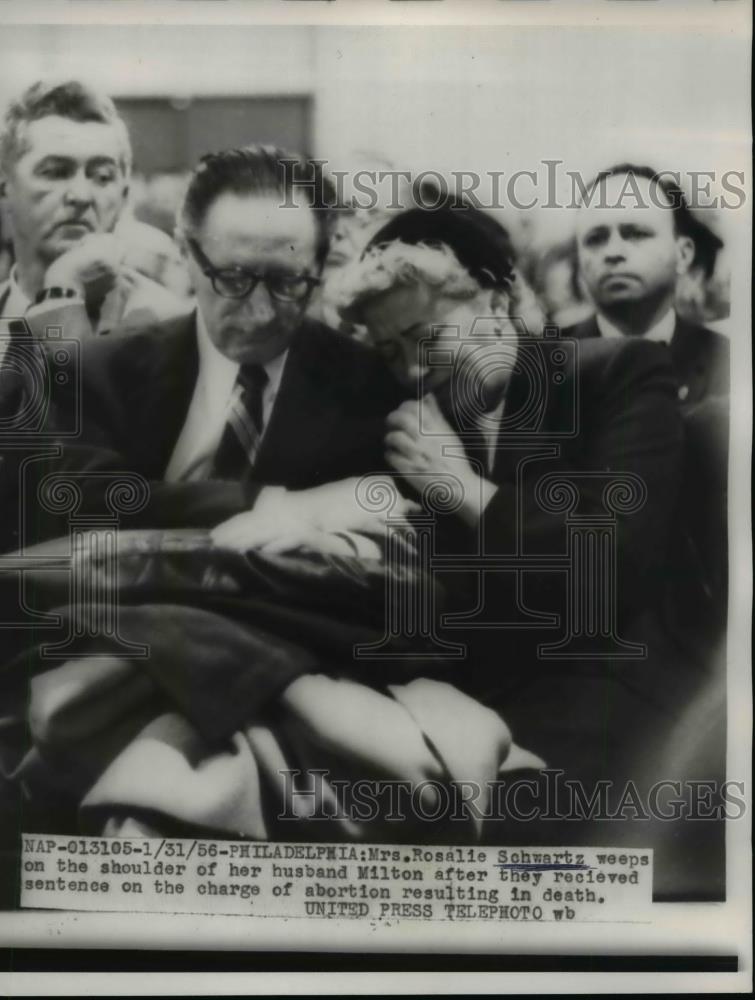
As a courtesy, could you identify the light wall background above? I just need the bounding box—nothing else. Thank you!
[1,23,747,182]
[0,22,750,322]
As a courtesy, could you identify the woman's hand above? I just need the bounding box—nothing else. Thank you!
[385,394,497,526]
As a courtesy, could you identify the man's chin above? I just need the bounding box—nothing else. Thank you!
[597,288,643,306]
[217,329,288,365]
[43,234,87,260]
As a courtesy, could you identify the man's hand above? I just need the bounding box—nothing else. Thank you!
[210,487,300,551]
[284,475,420,534]
[259,528,382,559]
[43,233,124,304]
[210,479,419,553]
[385,394,497,526]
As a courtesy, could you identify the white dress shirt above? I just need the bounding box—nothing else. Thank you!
[596,308,676,345]
[164,311,289,481]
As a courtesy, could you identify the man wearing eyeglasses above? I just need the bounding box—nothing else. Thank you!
[165,148,333,486]
[1,145,408,551]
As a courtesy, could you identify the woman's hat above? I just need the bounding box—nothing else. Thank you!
[363,203,515,289]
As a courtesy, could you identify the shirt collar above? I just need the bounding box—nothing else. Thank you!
[3,266,32,317]
[596,308,676,344]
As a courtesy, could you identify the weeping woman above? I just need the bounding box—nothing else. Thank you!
[334,203,686,799]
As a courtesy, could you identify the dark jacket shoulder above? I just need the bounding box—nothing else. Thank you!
[74,311,197,385]
[289,317,405,414]
[560,312,730,401]
[560,315,600,341]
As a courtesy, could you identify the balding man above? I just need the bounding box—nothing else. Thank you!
[566,162,729,405]
[568,163,729,667]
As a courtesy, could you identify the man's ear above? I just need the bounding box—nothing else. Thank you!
[675,234,696,276]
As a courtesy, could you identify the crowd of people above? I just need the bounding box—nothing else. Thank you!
[0,79,730,896]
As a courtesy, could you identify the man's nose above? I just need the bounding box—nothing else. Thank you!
[241,280,275,322]
[603,231,626,263]
[63,171,95,205]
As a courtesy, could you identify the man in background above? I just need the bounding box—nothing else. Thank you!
[566,162,729,404]
[568,165,728,870]
[0,78,185,367]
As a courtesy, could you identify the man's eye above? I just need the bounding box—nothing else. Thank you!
[266,273,314,301]
[36,163,69,180]
[270,274,306,292]
[216,271,253,294]
[90,167,117,185]
[582,232,605,248]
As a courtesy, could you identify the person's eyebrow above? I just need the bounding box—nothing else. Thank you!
[580,224,609,240]
[33,154,74,167]
[619,221,655,234]
[86,155,119,166]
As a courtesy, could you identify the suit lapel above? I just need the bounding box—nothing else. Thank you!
[253,325,340,486]
[669,317,710,405]
[489,350,547,483]
[490,338,576,483]
[567,316,600,341]
[123,314,199,475]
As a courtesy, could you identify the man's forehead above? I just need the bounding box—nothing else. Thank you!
[19,115,125,162]
[577,175,675,232]
[200,190,318,251]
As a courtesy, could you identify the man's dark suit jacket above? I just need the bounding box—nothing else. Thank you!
[433,335,687,787]
[1,311,404,550]
[561,312,729,662]
[560,312,730,404]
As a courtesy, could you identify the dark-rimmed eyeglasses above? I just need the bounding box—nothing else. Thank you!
[187,237,320,303]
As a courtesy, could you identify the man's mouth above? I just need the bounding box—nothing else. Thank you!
[54,220,93,233]
[224,323,278,343]
[324,249,350,268]
[601,273,639,285]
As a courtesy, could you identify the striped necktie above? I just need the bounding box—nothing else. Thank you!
[211,364,268,480]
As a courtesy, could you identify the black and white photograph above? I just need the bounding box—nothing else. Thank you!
[0,0,751,994]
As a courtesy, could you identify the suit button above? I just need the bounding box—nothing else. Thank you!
[678,384,689,401]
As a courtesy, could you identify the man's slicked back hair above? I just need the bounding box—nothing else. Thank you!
[178,144,337,270]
